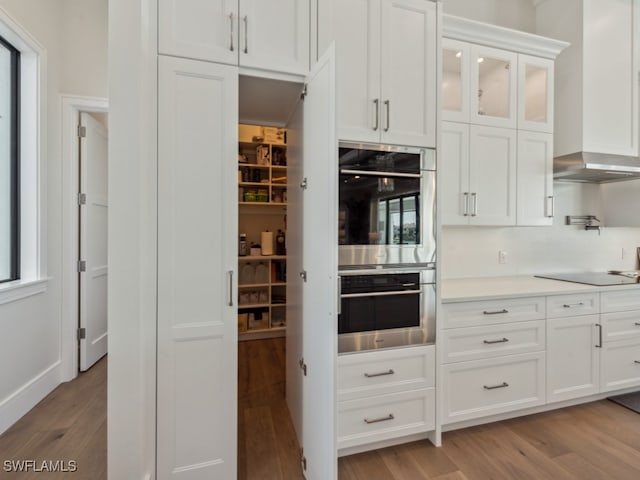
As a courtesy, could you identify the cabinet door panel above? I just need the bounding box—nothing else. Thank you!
[441,122,470,225]
[335,0,381,143]
[157,56,238,480]
[518,54,554,133]
[469,125,517,225]
[517,131,553,226]
[469,45,517,129]
[240,0,309,75]
[442,38,471,123]
[159,0,238,65]
[547,315,600,403]
[601,338,640,392]
[380,0,436,147]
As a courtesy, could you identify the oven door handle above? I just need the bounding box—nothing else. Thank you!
[341,290,421,299]
[339,169,421,179]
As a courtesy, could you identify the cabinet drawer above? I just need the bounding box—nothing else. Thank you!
[441,352,545,424]
[337,388,435,450]
[546,293,599,318]
[442,297,545,329]
[441,320,545,364]
[601,338,640,393]
[337,346,434,401]
[601,289,640,313]
[602,310,640,343]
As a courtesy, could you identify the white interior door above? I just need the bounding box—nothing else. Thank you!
[157,55,238,479]
[301,45,338,480]
[79,112,109,371]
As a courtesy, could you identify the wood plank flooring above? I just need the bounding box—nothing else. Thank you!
[0,357,107,480]
[339,399,640,480]
[3,343,640,480]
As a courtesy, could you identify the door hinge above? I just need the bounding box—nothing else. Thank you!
[300,84,307,100]
[78,192,87,205]
[300,177,308,190]
[299,358,307,376]
[77,327,86,340]
[299,270,307,283]
[78,260,87,273]
[78,125,87,138]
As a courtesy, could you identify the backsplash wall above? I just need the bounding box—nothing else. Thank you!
[442,182,640,278]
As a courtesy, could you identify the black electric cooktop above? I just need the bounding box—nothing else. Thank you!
[535,272,640,286]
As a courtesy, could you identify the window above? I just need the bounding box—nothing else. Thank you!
[0,35,19,283]
[378,193,419,245]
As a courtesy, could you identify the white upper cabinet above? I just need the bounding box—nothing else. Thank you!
[517,131,553,226]
[334,0,437,147]
[469,45,517,129]
[442,39,470,123]
[159,0,309,76]
[517,54,554,133]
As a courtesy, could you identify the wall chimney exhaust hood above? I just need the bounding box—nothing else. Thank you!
[537,0,640,183]
[554,151,640,183]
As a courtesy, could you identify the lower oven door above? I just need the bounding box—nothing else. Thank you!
[338,274,435,353]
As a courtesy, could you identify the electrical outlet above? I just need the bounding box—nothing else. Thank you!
[498,251,508,264]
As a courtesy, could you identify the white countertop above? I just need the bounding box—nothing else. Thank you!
[441,275,640,303]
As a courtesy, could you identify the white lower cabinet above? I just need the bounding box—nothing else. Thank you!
[546,315,600,403]
[601,338,640,392]
[441,352,545,424]
[337,345,435,452]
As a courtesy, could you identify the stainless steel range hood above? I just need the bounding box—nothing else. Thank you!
[554,152,640,183]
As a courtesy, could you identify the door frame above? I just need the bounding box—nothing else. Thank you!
[61,94,109,381]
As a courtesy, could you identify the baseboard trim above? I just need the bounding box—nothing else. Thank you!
[0,361,61,434]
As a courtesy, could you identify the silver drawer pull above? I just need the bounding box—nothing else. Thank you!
[563,302,585,308]
[483,309,508,315]
[483,338,509,345]
[483,382,509,390]
[635,360,640,364]
[364,369,395,378]
[364,413,394,424]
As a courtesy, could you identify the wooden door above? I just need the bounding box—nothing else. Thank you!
[380,0,437,147]
[157,55,238,479]
[239,0,309,76]
[517,131,553,226]
[441,121,470,225]
[469,125,516,226]
[79,112,109,371]
[334,0,381,143]
[159,0,238,65]
[301,45,338,480]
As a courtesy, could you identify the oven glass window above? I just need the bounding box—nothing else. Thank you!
[338,292,420,334]
[339,176,421,245]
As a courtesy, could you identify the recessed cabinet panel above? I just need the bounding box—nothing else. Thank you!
[601,338,640,392]
[441,121,470,225]
[517,131,553,226]
[470,45,517,128]
[518,54,553,133]
[442,39,470,122]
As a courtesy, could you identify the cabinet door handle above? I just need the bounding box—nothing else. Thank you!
[463,192,469,216]
[364,369,395,378]
[634,322,640,326]
[229,13,234,52]
[471,192,478,216]
[384,100,390,132]
[483,309,508,315]
[373,99,379,131]
[483,382,509,390]
[483,337,509,344]
[596,323,602,348]
[243,15,248,54]
[563,302,585,308]
[337,276,342,316]
[635,360,640,364]
[364,413,394,424]
[227,270,234,307]
[547,195,554,218]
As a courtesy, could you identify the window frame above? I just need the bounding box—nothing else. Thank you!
[0,34,20,283]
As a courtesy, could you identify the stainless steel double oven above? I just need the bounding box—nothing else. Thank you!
[337,142,436,353]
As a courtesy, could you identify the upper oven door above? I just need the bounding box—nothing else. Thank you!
[338,143,436,268]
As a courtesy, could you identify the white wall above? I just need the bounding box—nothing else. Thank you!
[0,0,107,434]
[442,0,537,33]
[443,182,640,278]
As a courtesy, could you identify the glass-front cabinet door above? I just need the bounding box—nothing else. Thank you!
[518,54,554,133]
[442,38,470,122]
[469,44,517,128]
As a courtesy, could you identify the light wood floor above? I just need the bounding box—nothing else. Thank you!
[3,344,640,480]
[0,356,107,480]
